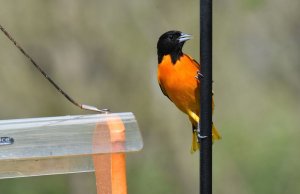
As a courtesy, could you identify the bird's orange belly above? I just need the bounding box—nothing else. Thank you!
[159,69,199,115]
[158,54,200,115]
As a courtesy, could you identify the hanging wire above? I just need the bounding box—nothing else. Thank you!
[0,24,109,114]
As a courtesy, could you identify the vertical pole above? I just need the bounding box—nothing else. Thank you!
[199,0,213,193]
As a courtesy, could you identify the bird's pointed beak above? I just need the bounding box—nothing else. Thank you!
[178,33,192,43]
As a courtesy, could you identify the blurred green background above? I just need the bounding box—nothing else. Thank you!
[0,0,299,193]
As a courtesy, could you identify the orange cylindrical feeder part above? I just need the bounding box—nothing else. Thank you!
[93,116,127,194]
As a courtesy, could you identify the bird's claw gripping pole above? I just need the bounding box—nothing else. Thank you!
[195,70,204,80]
[194,126,207,143]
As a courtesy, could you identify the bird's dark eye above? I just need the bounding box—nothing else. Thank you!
[168,35,174,40]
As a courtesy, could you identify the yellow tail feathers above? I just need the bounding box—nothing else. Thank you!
[191,123,221,153]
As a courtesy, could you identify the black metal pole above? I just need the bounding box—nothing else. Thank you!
[199,0,213,193]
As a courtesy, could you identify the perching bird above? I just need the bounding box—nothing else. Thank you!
[157,30,221,152]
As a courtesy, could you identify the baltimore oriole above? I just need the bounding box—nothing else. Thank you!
[157,30,221,152]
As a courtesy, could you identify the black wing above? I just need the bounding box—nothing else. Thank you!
[159,83,172,102]
[192,58,200,69]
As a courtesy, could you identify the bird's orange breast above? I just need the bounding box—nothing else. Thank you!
[157,54,200,115]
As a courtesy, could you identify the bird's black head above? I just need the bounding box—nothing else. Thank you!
[157,30,192,64]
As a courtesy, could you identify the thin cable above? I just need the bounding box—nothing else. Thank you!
[0,24,109,114]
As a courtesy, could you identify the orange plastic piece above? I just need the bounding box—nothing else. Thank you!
[92,116,127,194]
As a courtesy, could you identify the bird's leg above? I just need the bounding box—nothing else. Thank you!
[195,70,204,80]
[197,122,207,141]
[192,126,199,143]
